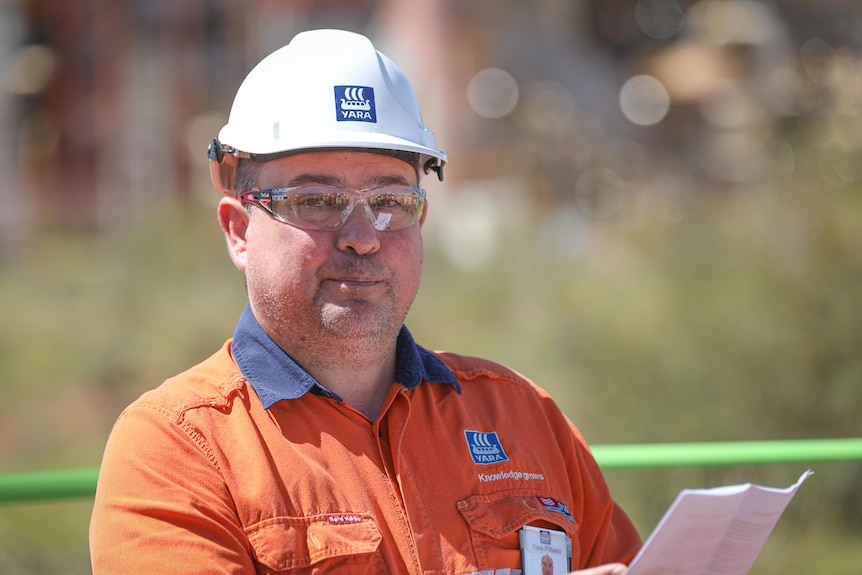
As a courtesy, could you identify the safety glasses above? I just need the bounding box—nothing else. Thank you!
[239,185,426,231]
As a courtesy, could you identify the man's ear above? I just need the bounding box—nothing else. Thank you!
[217,197,250,273]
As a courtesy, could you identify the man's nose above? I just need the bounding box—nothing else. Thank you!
[335,201,381,255]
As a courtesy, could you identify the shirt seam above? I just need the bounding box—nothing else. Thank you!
[127,379,245,474]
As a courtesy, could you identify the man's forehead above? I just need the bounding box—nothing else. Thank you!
[257,150,418,186]
[258,150,417,185]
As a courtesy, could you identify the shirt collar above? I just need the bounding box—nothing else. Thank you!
[231,303,461,409]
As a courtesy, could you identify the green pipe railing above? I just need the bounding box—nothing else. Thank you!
[0,467,99,504]
[2,437,861,504]
[592,437,862,470]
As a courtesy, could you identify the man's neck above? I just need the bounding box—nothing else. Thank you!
[311,353,397,420]
[282,333,399,421]
[253,303,403,420]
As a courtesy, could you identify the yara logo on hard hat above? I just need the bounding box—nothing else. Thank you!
[334,86,377,123]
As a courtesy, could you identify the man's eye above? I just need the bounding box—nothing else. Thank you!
[299,194,338,208]
[372,194,414,210]
[372,195,399,208]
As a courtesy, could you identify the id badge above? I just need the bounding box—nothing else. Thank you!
[519,525,572,575]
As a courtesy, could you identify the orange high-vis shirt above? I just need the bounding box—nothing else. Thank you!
[90,306,641,574]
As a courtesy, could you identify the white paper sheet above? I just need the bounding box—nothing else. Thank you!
[625,470,812,575]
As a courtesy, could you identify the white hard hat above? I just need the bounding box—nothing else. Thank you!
[208,29,446,195]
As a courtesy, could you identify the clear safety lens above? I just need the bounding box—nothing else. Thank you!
[240,185,426,231]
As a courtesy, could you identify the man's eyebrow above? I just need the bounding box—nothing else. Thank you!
[284,173,412,188]
[285,173,342,187]
[370,174,412,187]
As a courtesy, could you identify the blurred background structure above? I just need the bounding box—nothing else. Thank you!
[1,0,860,573]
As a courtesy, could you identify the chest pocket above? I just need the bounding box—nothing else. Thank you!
[457,490,580,571]
[245,513,386,574]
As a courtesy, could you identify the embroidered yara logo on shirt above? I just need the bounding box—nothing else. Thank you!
[334,85,377,122]
[464,430,509,465]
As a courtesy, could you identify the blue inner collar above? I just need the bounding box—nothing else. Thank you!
[231,303,461,409]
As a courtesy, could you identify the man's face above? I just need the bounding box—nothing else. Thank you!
[541,555,554,575]
[220,150,425,358]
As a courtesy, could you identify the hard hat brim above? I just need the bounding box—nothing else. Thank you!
[218,126,447,166]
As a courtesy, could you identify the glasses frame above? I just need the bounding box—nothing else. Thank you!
[238,185,427,231]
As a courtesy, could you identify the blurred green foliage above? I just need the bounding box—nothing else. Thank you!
[1,173,860,573]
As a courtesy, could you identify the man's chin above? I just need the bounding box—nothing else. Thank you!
[320,301,394,338]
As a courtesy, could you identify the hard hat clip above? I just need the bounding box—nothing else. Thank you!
[425,155,445,181]
[207,137,228,163]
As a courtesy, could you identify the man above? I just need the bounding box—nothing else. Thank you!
[90,29,641,574]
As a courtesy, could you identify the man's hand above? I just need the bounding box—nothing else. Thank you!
[567,563,627,575]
